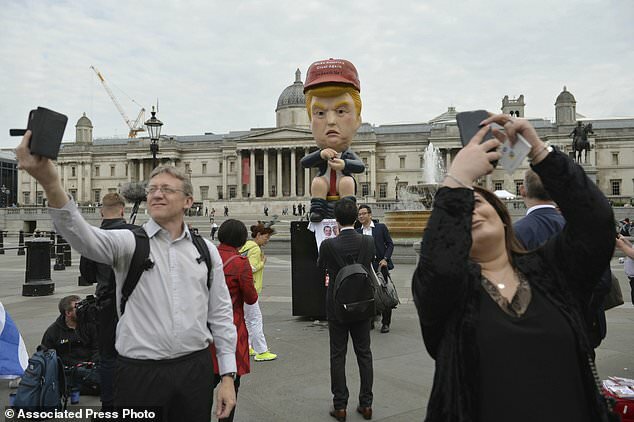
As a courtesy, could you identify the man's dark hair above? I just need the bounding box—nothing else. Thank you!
[524,169,552,201]
[334,198,358,226]
[218,219,248,248]
[358,204,372,215]
[59,295,81,316]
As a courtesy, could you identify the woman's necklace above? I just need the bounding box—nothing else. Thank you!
[486,266,515,291]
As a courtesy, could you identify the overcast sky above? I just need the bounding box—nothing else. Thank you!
[1,0,632,149]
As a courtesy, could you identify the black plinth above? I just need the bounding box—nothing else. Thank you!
[23,238,55,296]
[290,221,326,318]
[22,280,55,296]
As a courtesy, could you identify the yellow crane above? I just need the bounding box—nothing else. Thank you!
[90,65,146,138]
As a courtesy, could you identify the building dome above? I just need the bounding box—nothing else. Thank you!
[76,112,93,128]
[276,69,305,111]
[556,86,576,103]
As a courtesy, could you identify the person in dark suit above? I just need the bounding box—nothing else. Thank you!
[513,169,565,250]
[514,168,609,351]
[356,204,395,333]
[317,198,375,421]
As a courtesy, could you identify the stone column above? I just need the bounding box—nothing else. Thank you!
[30,175,36,204]
[127,161,132,182]
[139,160,144,183]
[277,149,283,197]
[249,149,256,198]
[236,150,243,199]
[304,147,310,197]
[222,155,228,199]
[263,149,270,198]
[77,162,83,203]
[370,151,377,198]
[445,149,452,169]
[84,162,92,203]
[290,148,297,197]
[65,164,70,192]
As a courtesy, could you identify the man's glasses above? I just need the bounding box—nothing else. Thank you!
[145,186,186,196]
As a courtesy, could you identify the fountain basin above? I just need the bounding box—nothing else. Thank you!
[384,210,431,239]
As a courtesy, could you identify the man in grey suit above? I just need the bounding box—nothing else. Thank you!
[356,204,395,333]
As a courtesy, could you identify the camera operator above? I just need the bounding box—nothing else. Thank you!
[42,295,100,395]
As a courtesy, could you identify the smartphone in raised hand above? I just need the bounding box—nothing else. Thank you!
[456,110,497,167]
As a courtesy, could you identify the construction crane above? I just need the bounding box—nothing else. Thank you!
[90,65,146,138]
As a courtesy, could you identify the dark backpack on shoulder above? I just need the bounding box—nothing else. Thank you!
[120,227,212,315]
[13,346,67,410]
[330,237,376,322]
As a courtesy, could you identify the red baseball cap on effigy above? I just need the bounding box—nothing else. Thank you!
[303,58,361,93]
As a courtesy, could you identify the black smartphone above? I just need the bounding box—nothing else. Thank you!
[9,107,68,160]
[456,109,497,167]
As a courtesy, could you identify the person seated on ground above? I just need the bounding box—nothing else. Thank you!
[41,295,100,395]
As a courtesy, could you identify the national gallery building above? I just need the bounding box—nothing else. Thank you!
[15,70,634,212]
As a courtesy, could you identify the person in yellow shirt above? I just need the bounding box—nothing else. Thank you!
[240,223,277,362]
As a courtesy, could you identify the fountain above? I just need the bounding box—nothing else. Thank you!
[384,142,445,238]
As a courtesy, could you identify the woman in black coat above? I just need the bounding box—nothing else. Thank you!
[412,113,615,422]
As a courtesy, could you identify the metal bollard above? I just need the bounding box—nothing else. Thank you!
[63,240,72,267]
[54,235,65,271]
[23,238,55,296]
[0,230,4,255]
[49,231,56,259]
[17,230,25,256]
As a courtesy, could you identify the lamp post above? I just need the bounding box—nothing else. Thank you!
[394,175,400,202]
[145,106,163,169]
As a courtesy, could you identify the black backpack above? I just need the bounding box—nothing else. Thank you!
[329,236,376,322]
[120,227,212,315]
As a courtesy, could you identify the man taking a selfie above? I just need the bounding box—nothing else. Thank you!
[16,131,237,422]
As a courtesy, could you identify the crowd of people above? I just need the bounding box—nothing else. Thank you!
[10,56,625,422]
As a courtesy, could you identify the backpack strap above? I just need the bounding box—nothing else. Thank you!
[120,227,151,316]
[191,231,212,290]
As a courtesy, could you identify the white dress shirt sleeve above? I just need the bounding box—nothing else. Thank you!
[204,240,237,374]
[48,199,135,268]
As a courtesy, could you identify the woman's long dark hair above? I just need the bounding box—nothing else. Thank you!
[473,186,527,259]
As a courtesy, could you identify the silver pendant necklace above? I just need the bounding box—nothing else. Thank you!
[497,283,506,289]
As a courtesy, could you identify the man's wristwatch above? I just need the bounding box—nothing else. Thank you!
[221,372,237,381]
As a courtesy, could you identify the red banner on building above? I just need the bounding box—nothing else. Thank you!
[242,157,250,185]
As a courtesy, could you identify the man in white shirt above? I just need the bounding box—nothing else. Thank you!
[16,131,237,421]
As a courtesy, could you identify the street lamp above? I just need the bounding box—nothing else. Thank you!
[145,106,163,169]
[394,175,400,201]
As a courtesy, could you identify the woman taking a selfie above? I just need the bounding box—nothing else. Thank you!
[412,113,615,421]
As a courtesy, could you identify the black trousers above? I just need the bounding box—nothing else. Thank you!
[115,348,213,422]
[328,318,373,410]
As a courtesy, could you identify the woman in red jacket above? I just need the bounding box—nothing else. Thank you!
[211,219,258,422]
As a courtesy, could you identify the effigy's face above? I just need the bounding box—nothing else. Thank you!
[310,92,361,152]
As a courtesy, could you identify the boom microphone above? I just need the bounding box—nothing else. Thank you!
[120,181,148,203]
[120,181,147,224]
